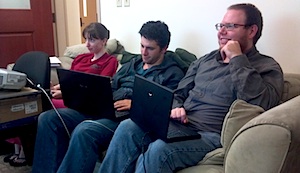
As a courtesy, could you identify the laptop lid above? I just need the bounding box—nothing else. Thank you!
[130,75,173,141]
[130,75,201,143]
[56,68,115,119]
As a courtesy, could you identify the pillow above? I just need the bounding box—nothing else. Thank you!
[281,75,300,103]
[63,44,88,58]
[63,39,123,58]
[120,51,141,64]
[165,50,190,73]
[175,48,197,66]
[106,39,118,54]
[221,100,265,151]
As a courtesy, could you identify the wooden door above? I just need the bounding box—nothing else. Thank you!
[0,0,55,68]
[79,0,97,43]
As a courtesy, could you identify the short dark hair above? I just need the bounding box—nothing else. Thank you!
[139,21,171,49]
[228,3,263,44]
[82,22,110,40]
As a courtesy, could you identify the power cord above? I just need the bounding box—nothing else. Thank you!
[27,78,71,138]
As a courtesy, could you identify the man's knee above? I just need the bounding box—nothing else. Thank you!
[118,119,137,131]
[38,109,57,124]
[148,140,168,155]
[72,121,90,137]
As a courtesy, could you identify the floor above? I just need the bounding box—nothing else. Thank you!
[0,140,100,173]
[0,155,32,173]
[0,154,102,173]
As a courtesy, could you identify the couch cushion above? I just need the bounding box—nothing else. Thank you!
[281,73,300,103]
[119,51,141,64]
[177,164,224,173]
[63,44,88,58]
[63,39,123,58]
[221,100,265,151]
[175,48,197,66]
[198,148,225,165]
[189,100,264,172]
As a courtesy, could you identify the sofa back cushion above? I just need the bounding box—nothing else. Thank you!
[63,39,124,58]
[221,100,265,151]
[197,100,264,167]
[281,73,300,103]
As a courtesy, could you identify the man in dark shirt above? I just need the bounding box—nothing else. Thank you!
[98,3,284,173]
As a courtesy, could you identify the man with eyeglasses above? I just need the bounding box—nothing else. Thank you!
[98,3,284,173]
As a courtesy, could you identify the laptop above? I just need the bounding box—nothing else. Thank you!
[56,68,115,119]
[130,75,201,143]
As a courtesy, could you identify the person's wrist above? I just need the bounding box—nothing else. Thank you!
[229,53,241,59]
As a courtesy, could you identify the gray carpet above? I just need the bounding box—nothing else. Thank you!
[0,154,101,173]
[0,155,31,173]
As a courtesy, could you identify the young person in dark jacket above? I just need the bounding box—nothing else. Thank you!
[98,3,284,173]
[31,20,185,173]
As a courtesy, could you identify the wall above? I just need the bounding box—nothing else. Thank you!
[54,0,101,56]
[100,0,300,74]
[53,0,67,56]
[53,0,80,56]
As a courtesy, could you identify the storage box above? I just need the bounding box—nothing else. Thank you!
[0,87,42,130]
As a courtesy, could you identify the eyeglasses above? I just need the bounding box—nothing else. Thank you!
[215,23,249,31]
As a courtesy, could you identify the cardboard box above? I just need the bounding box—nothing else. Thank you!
[0,87,42,129]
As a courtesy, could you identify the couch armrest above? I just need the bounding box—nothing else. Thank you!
[51,56,73,85]
[224,95,300,173]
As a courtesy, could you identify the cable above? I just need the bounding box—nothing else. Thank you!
[27,78,71,138]
[83,120,115,133]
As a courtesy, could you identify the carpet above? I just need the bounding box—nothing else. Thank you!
[0,155,31,173]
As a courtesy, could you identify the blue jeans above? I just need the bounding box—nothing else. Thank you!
[57,119,119,173]
[98,119,221,173]
[32,108,114,173]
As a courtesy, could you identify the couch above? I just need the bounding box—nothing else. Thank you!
[178,73,300,173]
[10,42,300,172]
[52,44,300,172]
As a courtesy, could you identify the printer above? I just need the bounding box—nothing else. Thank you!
[0,68,27,90]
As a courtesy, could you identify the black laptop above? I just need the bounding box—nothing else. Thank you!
[130,75,201,143]
[56,68,115,119]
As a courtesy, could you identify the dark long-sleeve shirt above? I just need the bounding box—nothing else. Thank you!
[173,47,284,134]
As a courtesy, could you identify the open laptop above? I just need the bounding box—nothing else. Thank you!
[56,68,115,119]
[130,75,201,143]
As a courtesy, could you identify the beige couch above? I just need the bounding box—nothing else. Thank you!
[178,73,300,173]
[8,43,300,172]
[53,44,300,172]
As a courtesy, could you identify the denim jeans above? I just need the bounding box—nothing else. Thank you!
[57,118,119,173]
[31,108,106,173]
[98,119,221,173]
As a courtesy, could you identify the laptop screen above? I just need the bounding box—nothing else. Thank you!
[57,68,115,118]
[130,75,174,141]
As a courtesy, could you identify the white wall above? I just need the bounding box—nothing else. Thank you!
[65,0,81,46]
[53,0,81,56]
[99,0,300,74]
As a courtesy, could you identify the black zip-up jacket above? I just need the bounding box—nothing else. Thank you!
[112,54,185,102]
